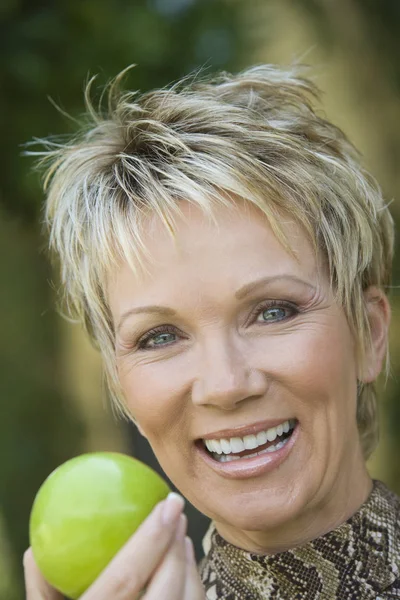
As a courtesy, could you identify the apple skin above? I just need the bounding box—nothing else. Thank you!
[29,452,170,599]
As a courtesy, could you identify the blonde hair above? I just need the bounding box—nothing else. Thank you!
[34,64,394,460]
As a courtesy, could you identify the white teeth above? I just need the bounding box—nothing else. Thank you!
[243,434,258,450]
[220,439,231,454]
[218,453,241,463]
[230,437,245,453]
[256,430,268,445]
[216,435,291,461]
[203,419,296,457]
[205,440,215,453]
[213,440,222,454]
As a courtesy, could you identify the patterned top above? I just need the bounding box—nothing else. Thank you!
[199,479,400,599]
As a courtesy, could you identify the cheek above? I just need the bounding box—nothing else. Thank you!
[264,320,358,407]
[118,359,188,435]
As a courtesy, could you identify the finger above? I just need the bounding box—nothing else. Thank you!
[143,514,187,600]
[23,548,64,600]
[81,492,185,600]
[183,537,206,600]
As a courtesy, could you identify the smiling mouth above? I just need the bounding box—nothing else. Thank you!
[200,418,298,463]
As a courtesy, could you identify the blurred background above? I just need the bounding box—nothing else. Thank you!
[1,0,400,597]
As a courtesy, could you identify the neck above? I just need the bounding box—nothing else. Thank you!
[214,450,373,555]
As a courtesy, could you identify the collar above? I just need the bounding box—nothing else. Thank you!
[201,480,400,599]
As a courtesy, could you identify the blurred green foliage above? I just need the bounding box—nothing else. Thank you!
[0,0,247,222]
[298,0,400,85]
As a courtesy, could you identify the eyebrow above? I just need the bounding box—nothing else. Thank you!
[117,305,177,333]
[116,274,316,333]
[234,274,315,300]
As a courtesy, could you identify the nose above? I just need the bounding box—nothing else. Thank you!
[191,333,268,410]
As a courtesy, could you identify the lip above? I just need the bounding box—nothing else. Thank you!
[199,417,296,441]
[196,420,299,480]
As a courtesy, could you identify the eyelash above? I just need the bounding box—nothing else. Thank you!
[136,300,299,351]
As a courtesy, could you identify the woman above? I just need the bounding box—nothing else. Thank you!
[24,64,400,599]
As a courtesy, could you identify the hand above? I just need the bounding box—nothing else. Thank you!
[24,493,205,599]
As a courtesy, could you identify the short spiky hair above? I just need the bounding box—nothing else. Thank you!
[35,64,394,460]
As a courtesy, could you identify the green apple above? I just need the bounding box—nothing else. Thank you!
[29,452,170,599]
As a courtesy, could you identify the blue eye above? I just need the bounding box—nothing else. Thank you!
[254,302,297,324]
[149,332,176,347]
[137,327,178,350]
[259,307,289,322]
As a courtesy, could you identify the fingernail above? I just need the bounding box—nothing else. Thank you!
[161,492,185,526]
[185,536,196,563]
[175,514,187,541]
[23,548,31,567]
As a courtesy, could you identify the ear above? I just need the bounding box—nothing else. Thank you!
[359,286,391,384]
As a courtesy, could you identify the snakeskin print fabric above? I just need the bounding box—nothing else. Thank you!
[199,480,400,599]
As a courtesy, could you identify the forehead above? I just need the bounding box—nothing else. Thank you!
[107,197,325,313]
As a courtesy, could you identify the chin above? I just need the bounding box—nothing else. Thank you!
[210,489,302,534]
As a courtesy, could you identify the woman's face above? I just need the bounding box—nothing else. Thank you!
[108,198,373,551]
